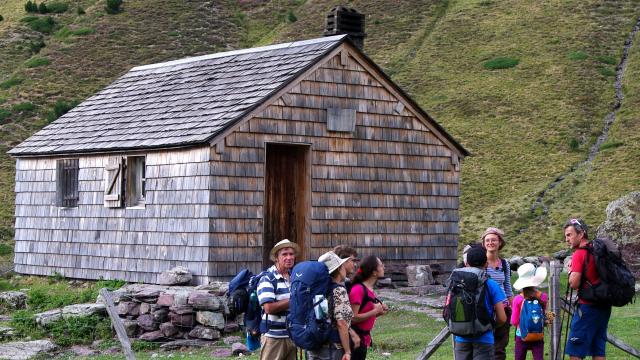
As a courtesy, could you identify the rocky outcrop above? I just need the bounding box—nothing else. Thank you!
[0,292,26,312]
[597,191,640,276]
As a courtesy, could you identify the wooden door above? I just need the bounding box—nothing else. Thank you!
[263,143,311,267]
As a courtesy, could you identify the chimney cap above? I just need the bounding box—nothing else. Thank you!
[324,6,366,49]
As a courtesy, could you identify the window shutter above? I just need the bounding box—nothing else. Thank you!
[104,157,124,207]
[56,160,63,207]
[56,159,79,207]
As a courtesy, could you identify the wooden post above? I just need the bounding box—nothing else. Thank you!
[415,326,451,360]
[549,260,563,360]
[100,288,136,360]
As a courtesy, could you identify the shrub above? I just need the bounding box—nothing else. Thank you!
[105,0,123,14]
[47,2,69,14]
[0,243,12,256]
[596,55,617,65]
[77,6,85,15]
[10,310,46,339]
[286,9,297,23]
[55,26,94,39]
[600,140,623,151]
[11,102,35,112]
[25,1,38,13]
[29,38,46,54]
[0,109,11,123]
[483,56,519,70]
[0,77,23,89]
[569,137,579,151]
[38,2,49,14]
[48,315,113,347]
[25,56,50,68]
[597,65,615,77]
[0,96,6,104]
[568,50,588,60]
[96,277,126,291]
[47,99,78,122]
[24,16,56,34]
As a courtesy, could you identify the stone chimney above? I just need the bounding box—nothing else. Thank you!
[324,6,366,50]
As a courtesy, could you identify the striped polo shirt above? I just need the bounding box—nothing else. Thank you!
[486,259,513,307]
[257,265,291,338]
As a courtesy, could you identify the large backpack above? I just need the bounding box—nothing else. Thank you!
[443,268,494,338]
[519,292,545,342]
[287,261,337,350]
[227,268,253,319]
[243,269,271,337]
[578,237,636,307]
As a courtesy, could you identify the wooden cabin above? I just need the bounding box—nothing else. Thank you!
[9,34,468,284]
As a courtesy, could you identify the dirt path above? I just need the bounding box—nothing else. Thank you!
[376,287,446,321]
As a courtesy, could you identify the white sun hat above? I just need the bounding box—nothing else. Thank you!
[513,263,548,290]
[318,251,350,274]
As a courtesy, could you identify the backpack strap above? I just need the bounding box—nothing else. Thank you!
[577,244,594,292]
[500,258,509,279]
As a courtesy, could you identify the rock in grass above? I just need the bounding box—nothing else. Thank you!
[196,311,225,330]
[35,309,62,327]
[0,339,57,359]
[188,325,221,340]
[62,303,106,318]
[0,292,27,312]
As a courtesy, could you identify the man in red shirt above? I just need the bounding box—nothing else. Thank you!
[564,218,611,360]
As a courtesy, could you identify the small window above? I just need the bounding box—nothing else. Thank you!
[125,156,146,207]
[56,158,79,207]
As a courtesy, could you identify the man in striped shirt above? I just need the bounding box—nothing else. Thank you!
[258,239,299,360]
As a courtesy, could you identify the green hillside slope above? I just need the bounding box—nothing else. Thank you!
[1,0,639,263]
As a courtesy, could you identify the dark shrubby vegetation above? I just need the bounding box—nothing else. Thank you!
[21,15,56,34]
[105,0,123,14]
[47,98,79,122]
[483,56,519,70]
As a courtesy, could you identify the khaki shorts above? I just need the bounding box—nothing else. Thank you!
[260,335,296,360]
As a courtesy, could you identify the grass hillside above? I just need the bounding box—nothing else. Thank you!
[1,0,639,262]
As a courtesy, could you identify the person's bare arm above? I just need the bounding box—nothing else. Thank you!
[263,299,289,314]
[494,302,506,326]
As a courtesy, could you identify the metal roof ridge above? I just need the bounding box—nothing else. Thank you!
[131,35,348,72]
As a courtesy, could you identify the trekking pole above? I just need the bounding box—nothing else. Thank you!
[561,286,573,360]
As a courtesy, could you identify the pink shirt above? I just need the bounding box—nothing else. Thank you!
[349,283,377,347]
[511,292,548,329]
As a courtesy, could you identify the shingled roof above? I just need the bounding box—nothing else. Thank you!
[9,35,348,156]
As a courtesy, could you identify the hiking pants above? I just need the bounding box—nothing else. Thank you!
[260,336,296,360]
[454,341,495,360]
[514,337,544,360]
[493,307,511,360]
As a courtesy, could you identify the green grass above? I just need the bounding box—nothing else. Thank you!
[54,26,95,39]
[21,15,56,34]
[11,102,35,112]
[0,77,23,89]
[568,50,589,60]
[598,65,616,77]
[0,109,10,122]
[597,55,618,65]
[24,56,50,68]
[600,140,624,151]
[483,56,520,70]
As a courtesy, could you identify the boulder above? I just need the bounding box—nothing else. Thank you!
[96,288,130,305]
[223,335,243,345]
[406,265,434,287]
[138,314,159,332]
[196,311,225,330]
[224,322,239,334]
[157,293,174,307]
[158,266,193,286]
[196,281,229,295]
[231,342,249,355]
[507,256,525,271]
[188,325,221,340]
[116,301,140,317]
[188,292,223,311]
[160,339,216,350]
[553,249,572,261]
[0,340,57,360]
[596,191,640,244]
[159,322,179,338]
[71,345,99,357]
[35,309,62,327]
[152,308,170,323]
[139,330,166,342]
[0,291,27,312]
[62,303,106,318]
[139,302,151,314]
[122,319,138,337]
[210,347,233,357]
[134,287,163,302]
[170,312,196,328]
[170,305,194,315]
[173,291,190,306]
[0,325,16,339]
[523,256,541,266]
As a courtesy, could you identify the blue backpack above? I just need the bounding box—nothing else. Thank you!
[519,292,545,342]
[287,261,338,350]
[227,269,253,319]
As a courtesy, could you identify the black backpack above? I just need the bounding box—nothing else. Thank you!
[578,237,636,307]
[227,269,252,319]
[443,268,494,337]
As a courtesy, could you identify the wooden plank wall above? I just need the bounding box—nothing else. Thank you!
[13,147,213,284]
[210,52,460,276]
